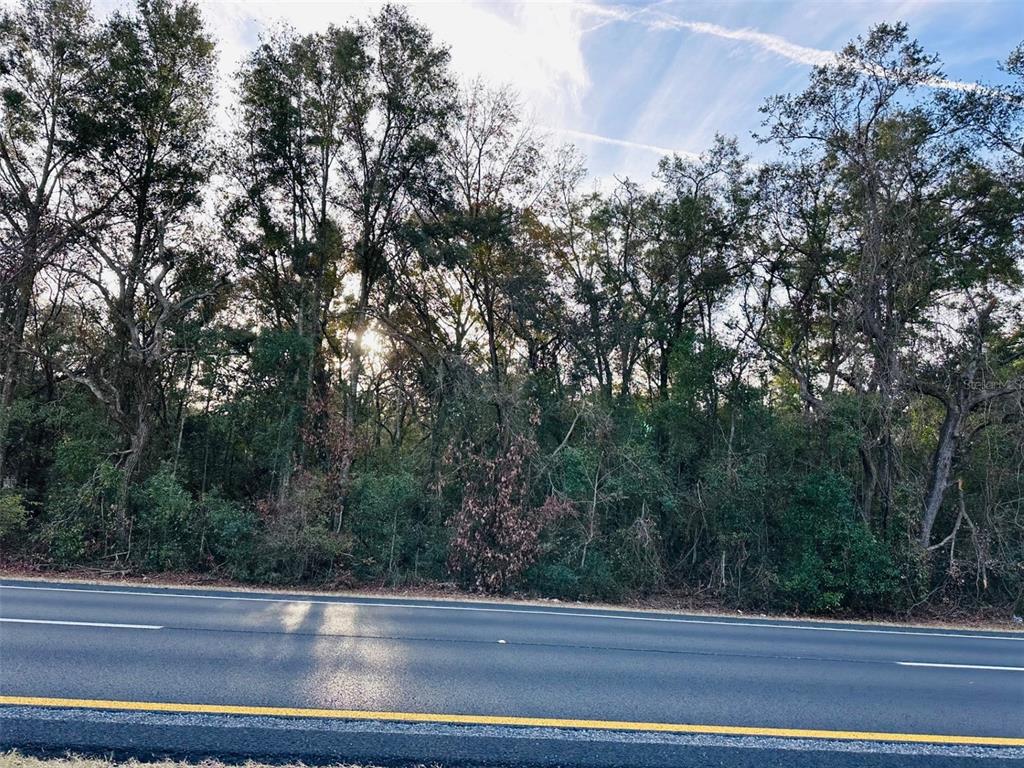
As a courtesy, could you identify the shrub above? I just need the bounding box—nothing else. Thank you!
[134,465,195,570]
[776,471,899,613]
[576,549,623,601]
[253,470,349,583]
[201,492,256,578]
[526,562,580,599]
[526,541,625,602]
[42,455,121,564]
[349,471,422,583]
[610,512,664,594]
[0,491,28,549]
[448,434,572,592]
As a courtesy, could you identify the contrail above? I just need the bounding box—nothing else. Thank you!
[546,126,701,159]
[595,5,984,93]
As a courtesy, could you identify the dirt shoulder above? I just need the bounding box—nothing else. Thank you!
[1,562,1020,633]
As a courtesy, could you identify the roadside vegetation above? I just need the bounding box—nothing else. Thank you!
[1,0,1022,619]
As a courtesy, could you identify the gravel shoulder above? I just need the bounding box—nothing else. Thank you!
[3,710,1023,767]
[0,751,382,768]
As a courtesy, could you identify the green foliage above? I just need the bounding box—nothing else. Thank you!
[526,549,623,602]
[1,2,1020,622]
[577,551,624,600]
[525,562,580,599]
[252,471,349,584]
[134,466,195,571]
[0,491,28,547]
[609,515,664,594]
[775,472,900,613]
[43,418,120,564]
[349,471,422,582]
[201,492,257,579]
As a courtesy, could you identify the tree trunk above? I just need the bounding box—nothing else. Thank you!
[920,404,962,549]
[427,362,448,487]
[0,244,37,485]
[115,417,151,553]
[657,340,670,400]
[484,301,503,429]
[333,272,370,533]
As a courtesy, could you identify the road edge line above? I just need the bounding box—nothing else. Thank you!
[1,696,1022,747]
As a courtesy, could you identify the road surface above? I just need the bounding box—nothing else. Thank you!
[1,578,1022,766]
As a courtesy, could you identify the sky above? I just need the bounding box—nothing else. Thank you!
[93,0,1024,182]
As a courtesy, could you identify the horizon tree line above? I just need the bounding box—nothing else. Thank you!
[2,0,1022,614]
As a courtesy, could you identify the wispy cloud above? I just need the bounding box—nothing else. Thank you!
[546,127,700,159]
[648,16,834,67]
[596,5,983,93]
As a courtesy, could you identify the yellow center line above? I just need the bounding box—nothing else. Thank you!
[1,696,1022,747]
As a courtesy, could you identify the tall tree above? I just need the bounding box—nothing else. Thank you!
[226,23,354,494]
[60,0,221,547]
[420,82,545,429]
[758,23,1023,543]
[330,4,455,528]
[655,136,751,407]
[0,0,103,484]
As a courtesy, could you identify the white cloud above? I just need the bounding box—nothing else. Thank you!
[88,0,702,174]
[185,1,593,126]
[649,16,834,67]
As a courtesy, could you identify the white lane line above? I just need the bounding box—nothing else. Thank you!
[896,661,1024,672]
[0,618,162,630]
[1,584,1022,642]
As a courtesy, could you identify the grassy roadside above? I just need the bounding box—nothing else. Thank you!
[0,752,389,768]
[2,564,1021,631]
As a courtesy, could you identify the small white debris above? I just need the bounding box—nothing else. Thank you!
[497,639,507,644]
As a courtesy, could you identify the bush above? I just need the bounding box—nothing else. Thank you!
[201,492,256,578]
[134,465,195,570]
[576,549,624,601]
[526,562,580,599]
[349,471,422,583]
[610,513,664,594]
[42,454,121,564]
[0,491,28,549]
[253,470,349,583]
[776,472,899,613]
[448,434,572,592]
[526,548,624,602]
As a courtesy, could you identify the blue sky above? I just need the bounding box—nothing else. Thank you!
[570,1,1023,179]
[94,0,1024,182]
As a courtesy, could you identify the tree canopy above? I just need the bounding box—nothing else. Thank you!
[2,3,1022,616]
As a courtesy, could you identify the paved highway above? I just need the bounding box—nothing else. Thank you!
[1,578,1022,766]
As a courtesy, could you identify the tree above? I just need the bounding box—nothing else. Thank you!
[225,23,354,495]
[59,0,222,548]
[757,23,1024,544]
[744,157,850,418]
[330,4,455,529]
[420,81,546,429]
[0,0,104,484]
[655,136,750,403]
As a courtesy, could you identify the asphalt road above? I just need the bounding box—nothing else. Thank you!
[1,578,1023,766]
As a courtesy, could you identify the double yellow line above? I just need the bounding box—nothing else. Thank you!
[2,695,1022,747]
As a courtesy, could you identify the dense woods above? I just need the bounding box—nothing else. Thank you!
[2,0,1022,616]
